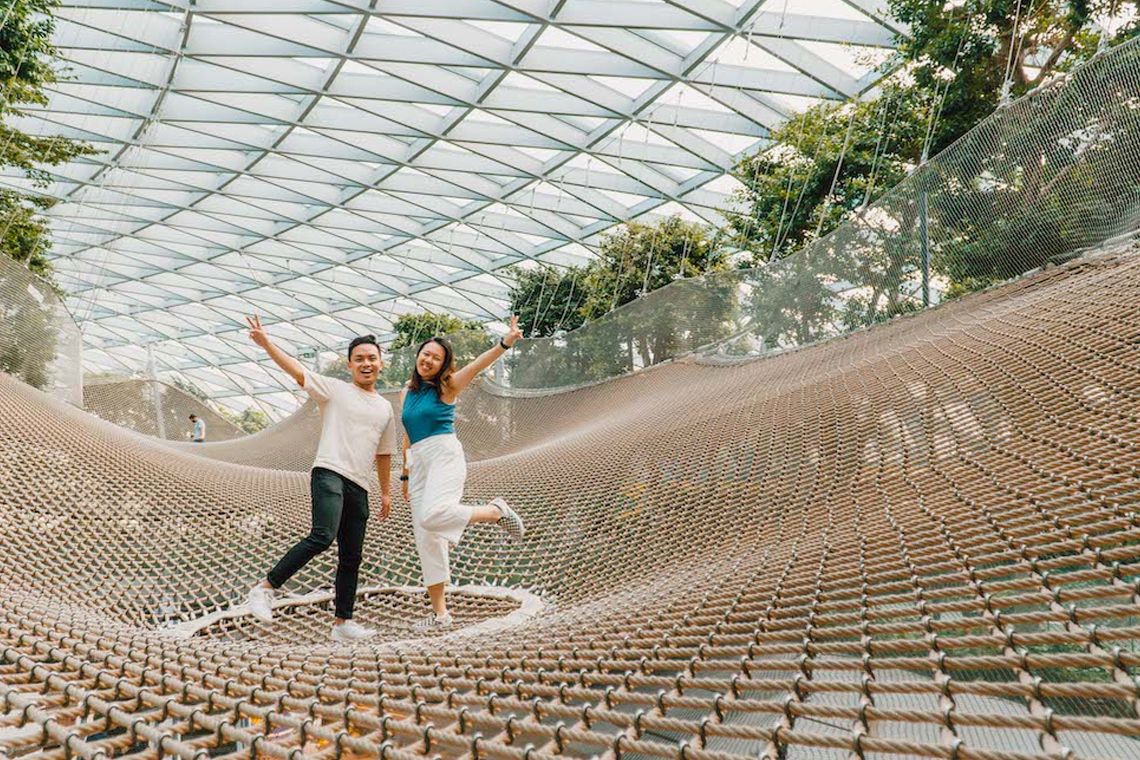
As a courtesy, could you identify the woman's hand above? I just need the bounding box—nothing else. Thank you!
[503,315,523,348]
[402,478,409,501]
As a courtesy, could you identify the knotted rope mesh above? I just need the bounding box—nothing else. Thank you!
[4,244,1140,760]
[0,257,81,407]
[83,378,246,442]
[5,33,1140,760]
[488,38,1140,393]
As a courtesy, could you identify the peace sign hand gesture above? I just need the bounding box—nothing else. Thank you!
[503,315,523,348]
[246,315,270,349]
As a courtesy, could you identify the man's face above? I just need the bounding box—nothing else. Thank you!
[349,343,382,388]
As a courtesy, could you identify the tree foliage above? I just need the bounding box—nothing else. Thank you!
[719,1,1140,351]
[0,1,96,394]
[507,266,588,338]
[579,215,728,319]
[722,87,927,263]
[891,0,1138,155]
[0,0,97,282]
[319,355,354,383]
[509,215,728,333]
[221,407,271,435]
[389,312,485,350]
[505,216,737,386]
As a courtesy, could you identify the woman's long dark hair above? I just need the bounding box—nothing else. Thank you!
[408,337,455,395]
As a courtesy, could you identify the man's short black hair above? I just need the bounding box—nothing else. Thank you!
[188,414,198,421]
[347,334,381,361]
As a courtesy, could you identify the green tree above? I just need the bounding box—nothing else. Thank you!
[0,1,96,393]
[890,0,1138,156]
[507,265,588,338]
[389,312,485,350]
[0,193,58,280]
[721,0,1140,346]
[319,355,354,382]
[222,407,271,435]
[1,0,98,281]
[722,87,927,265]
[507,216,736,386]
[891,2,1140,290]
[580,215,728,319]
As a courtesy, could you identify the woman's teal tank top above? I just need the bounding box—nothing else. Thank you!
[402,384,456,445]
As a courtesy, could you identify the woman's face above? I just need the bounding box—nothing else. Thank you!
[416,341,447,380]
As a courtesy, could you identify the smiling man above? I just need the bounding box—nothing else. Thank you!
[243,315,396,643]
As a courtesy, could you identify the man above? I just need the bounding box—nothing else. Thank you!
[189,414,206,442]
[244,315,396,643]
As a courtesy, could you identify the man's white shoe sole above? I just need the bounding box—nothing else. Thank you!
[331,630,376,643]
[247,589,274,622]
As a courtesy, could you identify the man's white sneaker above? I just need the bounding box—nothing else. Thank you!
[331,620,376,643]
[247,584,274,622]
[413,611,454,630]
[490,497,525,541]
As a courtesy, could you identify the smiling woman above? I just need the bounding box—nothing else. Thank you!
[399,319,528,630]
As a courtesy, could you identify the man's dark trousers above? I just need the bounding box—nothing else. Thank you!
[267,467,368,619]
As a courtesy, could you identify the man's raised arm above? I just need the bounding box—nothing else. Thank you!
[246,315,306,387]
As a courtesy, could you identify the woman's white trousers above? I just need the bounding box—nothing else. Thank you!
[407,433,474,586]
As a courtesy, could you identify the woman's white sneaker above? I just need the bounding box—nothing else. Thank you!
[331,620,376,643]
[490,498,524,541]
[247,584,274,622]
[413,611,454,630]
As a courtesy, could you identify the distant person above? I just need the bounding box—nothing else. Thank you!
[243,315,397,643]
[189,414,206,442]
[401,317,526,631]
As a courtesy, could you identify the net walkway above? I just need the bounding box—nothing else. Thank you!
[3,242,1140,760]
[84,378,246,443]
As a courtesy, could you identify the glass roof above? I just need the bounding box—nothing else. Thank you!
[11,0,901,414]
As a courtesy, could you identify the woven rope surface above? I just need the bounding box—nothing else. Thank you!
[3,247,1140,760]
[83,378,246,442]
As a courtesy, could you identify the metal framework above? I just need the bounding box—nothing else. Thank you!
[8,0,900,413]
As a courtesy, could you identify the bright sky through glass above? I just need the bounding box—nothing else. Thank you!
[8,0,901,414]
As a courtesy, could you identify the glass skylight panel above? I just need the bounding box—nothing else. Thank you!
[466,21,532,43]
[27,0,898,409]
[638,28,714,57]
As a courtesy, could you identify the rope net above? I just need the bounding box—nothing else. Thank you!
[83,378,246,442]
[4,243,1140,760]
[472,38,1140,392]
[5,34,1140,760]
[0,259,81,407]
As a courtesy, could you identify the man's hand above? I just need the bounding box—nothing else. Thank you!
[246,315,270,350]
[246,314,305,386]
[402,480,409,501]
[379,493,391,520]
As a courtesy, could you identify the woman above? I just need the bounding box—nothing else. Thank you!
[401,317,526,630]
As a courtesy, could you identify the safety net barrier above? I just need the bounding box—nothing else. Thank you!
[367,37,1140,393]
[0,257,82,407]
[83,377,246,442]
[2,240,1140,760]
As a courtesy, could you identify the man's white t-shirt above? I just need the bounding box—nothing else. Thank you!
[192,419,206,441]
[303,370,398,492]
